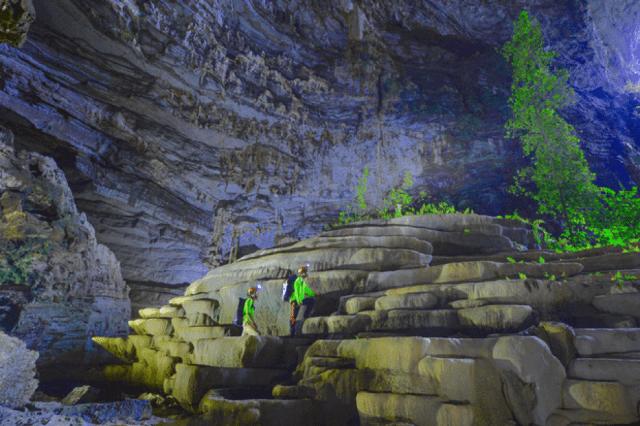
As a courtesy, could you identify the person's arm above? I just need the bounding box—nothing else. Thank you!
[303,281,315,298]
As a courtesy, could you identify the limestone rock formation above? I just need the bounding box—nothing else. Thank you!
[0,331,38,408]
[92,213,640,425]
[0,127,130,379]
[1,0,640,292]
[0,0,35,48]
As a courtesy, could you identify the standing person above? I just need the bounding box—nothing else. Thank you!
[290,266,315,337]
[242,287,261,336]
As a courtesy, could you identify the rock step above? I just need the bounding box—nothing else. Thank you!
[430,244,640,269]
[174,325,240,341]
[303,305,534,336]
[591,293,640,318]
[323,225,519,256]
[567,358,640,406]
[326,212,536,243]
[356,392,474,426]
[574,328,640,357]
[241,235,435,260]
[561,379,637,424]
[361,260,584,293]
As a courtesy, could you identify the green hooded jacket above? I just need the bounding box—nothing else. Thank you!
[291,276,315,304]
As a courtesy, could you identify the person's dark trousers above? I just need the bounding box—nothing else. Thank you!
[290,298,315,336]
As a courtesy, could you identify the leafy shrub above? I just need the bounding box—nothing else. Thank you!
[0,236,51,285]
[331,169,474,228]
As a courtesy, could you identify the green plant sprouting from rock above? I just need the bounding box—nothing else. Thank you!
[329,10,640,256]
[331,168,475,227]
[0,199,51,286]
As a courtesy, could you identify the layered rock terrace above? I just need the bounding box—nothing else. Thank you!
[93,214,640,425]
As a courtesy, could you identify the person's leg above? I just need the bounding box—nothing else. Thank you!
[290,302,300,336]
[242,322,259,336]
[301,297,315,319]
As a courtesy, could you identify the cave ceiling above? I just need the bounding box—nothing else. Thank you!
[1,0,640,288]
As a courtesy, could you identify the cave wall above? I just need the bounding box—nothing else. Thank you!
[1,0,640,289]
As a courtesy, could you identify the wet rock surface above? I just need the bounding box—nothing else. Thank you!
[1,0,640,291]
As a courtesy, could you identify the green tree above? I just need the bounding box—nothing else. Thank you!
[502,10,601,246]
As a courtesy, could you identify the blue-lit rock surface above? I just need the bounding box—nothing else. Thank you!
[0,127,130,378]
[1,0,640,291]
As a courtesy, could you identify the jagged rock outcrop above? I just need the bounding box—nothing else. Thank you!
[92,213,640,425]
[1,0,640,291]
[0,127,130,379]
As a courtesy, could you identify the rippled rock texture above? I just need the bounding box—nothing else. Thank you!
[0,127,130,377]
[1,0,640,289]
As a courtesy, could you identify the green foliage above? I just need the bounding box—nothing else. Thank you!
[377,171,415,219]
[334,167,371,226]
[611,271,637,289]
[330,169,475,228]
[518,273,527,279]
[581,185,640,247]
[0,236,51,285]
[502,11,602,247]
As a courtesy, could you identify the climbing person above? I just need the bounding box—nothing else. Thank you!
[290,266,315,337]
[242,287,261,336]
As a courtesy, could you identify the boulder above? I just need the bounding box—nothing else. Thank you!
[492,336,565,426]
[61,385,100,406]
[0,332,38,408]
[534,322,577,368]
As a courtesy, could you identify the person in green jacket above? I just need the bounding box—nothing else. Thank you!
[290,266,315,337]
[242,287,261,336]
